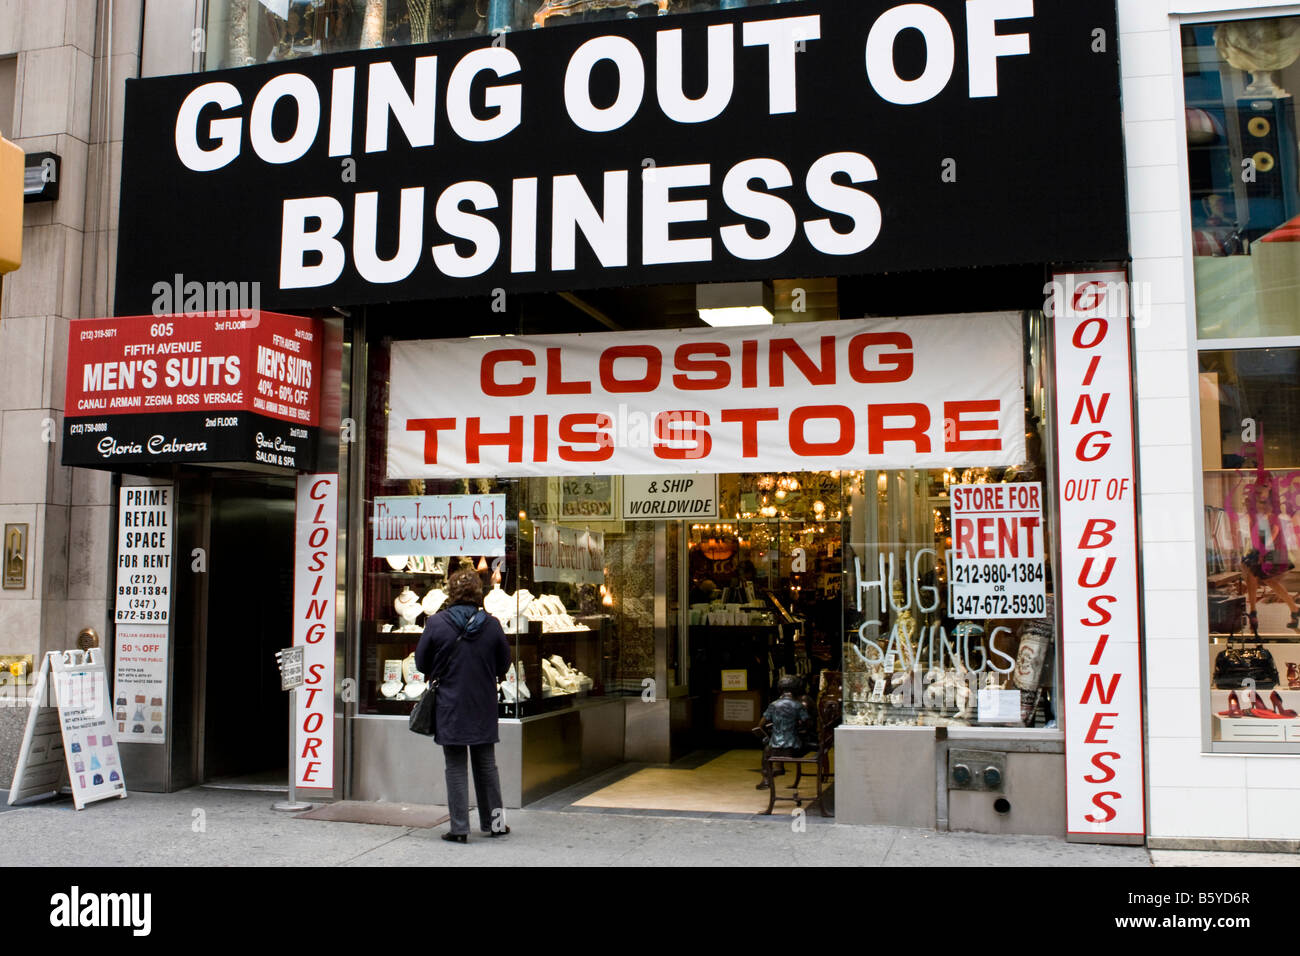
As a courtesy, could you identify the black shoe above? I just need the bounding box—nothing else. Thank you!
[483,826,510,837]
[442,832,468,844]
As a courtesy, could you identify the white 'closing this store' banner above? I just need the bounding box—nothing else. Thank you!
[387,314,1025,478]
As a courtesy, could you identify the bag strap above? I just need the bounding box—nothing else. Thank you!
[428,608,485,685]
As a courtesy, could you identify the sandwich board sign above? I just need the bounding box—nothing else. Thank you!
[8,650,126,809]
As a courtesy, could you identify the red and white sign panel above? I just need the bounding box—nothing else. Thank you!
[948,482,1046,619]
[387,314,1025,478]
[63,312,322,470]
[1052,271,1146,841]
[293,474,337,791]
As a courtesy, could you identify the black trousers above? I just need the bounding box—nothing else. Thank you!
[442,743,504,835]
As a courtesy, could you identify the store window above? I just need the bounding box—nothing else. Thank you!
[1185,15,1300,751]
[840,311,1057,730]
[359,307,1060,733]
[360,337,661,717]
[202,0,778,71]
[1183,16,1300,339]
[1200,348,1300,745]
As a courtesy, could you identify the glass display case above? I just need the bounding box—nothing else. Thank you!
[360,337,648,720]
[360,554,448,715]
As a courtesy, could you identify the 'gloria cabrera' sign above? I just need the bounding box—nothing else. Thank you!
[62,312,322,471]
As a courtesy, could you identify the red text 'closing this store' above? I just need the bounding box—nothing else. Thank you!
[386,314,1026,478]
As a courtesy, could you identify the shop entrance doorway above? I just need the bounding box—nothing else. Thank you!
[685,511,843,748]
[534,475,848,817]
[198,476,295,788]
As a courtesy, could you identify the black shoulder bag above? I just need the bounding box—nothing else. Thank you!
[408,617,470,737]
[409,610,486,736]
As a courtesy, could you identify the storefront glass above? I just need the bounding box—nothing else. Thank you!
[842,309,1057,730]
[1200,348,1300,745]
[358,306,1060,735]
[360,333,658,717]
[202,0,778,70]
[1183,16,1300,339]
[1184,16,1300,750]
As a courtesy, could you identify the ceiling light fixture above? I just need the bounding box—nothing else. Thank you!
[696,281,774,327]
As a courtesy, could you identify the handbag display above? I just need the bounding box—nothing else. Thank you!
[1207,590,1246,635]
[1212,639,1280,690]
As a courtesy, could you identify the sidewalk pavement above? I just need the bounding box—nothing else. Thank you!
[0,787,1295,867]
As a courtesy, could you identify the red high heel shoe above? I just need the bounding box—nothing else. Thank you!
[1249,691,1288,719]
[1270,690,1298,718]
[1218,691,1244,717]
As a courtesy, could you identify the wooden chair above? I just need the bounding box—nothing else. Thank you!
[758,695,841,817]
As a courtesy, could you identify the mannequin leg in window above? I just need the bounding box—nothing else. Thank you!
[1260,574,1300,629]
[1244,567,1261,637]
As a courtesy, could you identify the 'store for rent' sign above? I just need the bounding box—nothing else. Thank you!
[948,482,1045,619]
[1051,271,1145,842]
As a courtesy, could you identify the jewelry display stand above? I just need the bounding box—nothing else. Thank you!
[361,555,449,715]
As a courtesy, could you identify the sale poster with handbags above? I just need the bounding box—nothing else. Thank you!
[112,628,168,744]
[55,662,127,808]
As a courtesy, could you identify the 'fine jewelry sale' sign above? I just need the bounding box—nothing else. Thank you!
[372,495,507,557]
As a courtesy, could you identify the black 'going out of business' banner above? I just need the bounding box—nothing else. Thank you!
[114,0,1126,315]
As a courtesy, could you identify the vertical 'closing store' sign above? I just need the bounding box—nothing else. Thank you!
[1051,272,1146,842]
[293,474,337,790]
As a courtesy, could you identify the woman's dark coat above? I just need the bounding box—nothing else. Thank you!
[414,601,511,746]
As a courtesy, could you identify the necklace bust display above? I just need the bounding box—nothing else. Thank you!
[483,584,512,618]
[395,587,421,631]
[421,587,446,617]
[401,653,427,699]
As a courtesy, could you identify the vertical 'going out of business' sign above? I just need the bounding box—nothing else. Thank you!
[1051,271,1146,842]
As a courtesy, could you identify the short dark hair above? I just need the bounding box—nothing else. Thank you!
[446,568,484,606]
[778,675,803,695]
